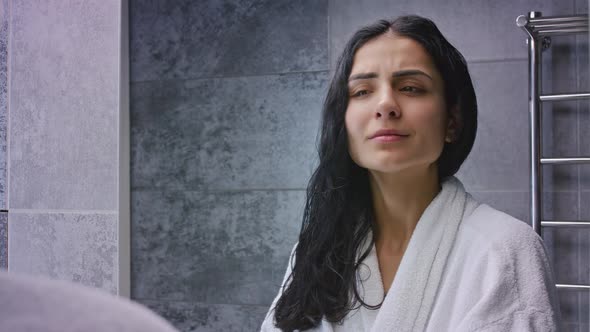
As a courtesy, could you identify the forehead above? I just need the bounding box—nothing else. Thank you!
[350,33,437,74]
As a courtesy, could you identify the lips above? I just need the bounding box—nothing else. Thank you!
[369,129,409,139]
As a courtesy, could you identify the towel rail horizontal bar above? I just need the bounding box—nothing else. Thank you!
[540,157,590,165]
[532,21,589,29]
[528,14,588,24]
[540,92,590,101]
[541,221,590,227]
[556,284,590,290]
[537,27,589,35]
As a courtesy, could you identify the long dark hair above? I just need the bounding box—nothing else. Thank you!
[273,15,478,331]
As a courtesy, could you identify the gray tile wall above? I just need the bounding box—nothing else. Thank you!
[8,212,118,293]
[0,0,7,210]
[130,0,589,330]
[0,213,6,269]
[5,0,126,295]
[129,0,328,329]
[0,0,8,269]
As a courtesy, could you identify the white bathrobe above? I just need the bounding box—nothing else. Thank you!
[261,176,560,332]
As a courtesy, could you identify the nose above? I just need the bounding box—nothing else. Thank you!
[375,87,400,119]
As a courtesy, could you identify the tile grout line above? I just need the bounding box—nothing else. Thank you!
[129,59,529,86]
[8,209,118,215]
[130,69,331,85]
[135,297,271,308]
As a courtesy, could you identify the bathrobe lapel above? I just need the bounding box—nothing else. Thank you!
[367,176,479,332]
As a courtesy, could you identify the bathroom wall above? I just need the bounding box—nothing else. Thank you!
[0,0,8,270]
[0,0,130,295]
[129,1,327,330]
[128,0,589,331]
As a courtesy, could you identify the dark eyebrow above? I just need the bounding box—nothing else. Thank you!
[393,69,433,80]
[348,69,433,82]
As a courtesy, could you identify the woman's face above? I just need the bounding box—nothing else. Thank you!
[345,32,452,175]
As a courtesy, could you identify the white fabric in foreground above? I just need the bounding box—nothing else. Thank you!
[261,176,560,332]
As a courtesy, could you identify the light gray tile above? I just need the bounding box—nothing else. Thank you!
[328,0,574,68]
[0,0,8,210]
[466,190,578,225]
[130,0,328,82]
[456,60,531,191]
[467,190,530,223]
[459,57,578,192]
[8,212,118,294]
[140,300,268,332]
[131,72,327,191]
[9,0,120,210]
[131,189,303,305]
[0,212,6,269]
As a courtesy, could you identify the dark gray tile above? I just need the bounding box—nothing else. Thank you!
[456,60,531,191]
[580,291,589,327]
[578,192,590,297]
[131,72,327,191]
[130,0,328,82]
[561,322,580,332]
[576,0,588,13]
[328,0,574,67]
[0,0,7,210]
[0,213,6,269]
[539,32,581,192]
[538,35,580,192]
[541,35,579,96]
[9,0,120,210]
[543,227,584,286]
[139,300,268,332]
[8,212,118,294]
[577,25,590,190]
[559,289,582,325]
[538,191,582,288]
[131,189,303,305]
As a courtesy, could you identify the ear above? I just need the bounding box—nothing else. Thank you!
[445,105,462,143]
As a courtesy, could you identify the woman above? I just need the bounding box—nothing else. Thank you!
[261,15,559,332]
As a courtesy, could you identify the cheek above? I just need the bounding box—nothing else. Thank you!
[415,101,447,137]
[344,106,366,162]
[344,106,363,141]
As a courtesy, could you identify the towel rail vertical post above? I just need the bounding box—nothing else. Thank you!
[519,11,543,235]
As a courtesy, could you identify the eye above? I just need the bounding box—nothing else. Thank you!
[400,86,423,93]
[351,89,369,97]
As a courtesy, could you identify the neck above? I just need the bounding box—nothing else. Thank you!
[369,165,442,252]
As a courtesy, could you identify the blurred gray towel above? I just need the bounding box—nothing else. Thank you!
[0,270,179,332]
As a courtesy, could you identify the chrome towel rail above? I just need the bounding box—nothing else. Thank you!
[517,11,590,291]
